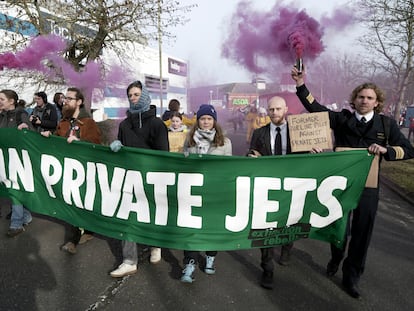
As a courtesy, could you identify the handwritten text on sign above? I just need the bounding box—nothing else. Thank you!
[288,112,333,152]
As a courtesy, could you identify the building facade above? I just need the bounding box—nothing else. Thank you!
[0,3,188,120]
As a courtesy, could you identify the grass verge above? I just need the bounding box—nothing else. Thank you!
[380,158,414,195]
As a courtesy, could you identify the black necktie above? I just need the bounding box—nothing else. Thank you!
[361,117,367,123]
[274,127,282,155]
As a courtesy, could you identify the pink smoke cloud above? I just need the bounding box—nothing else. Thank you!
[0,34,66,71]
[222,1,354,75]
[320,8,355,31]
[0,34,133,97]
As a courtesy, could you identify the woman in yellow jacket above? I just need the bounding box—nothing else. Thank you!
[167,111,188,153]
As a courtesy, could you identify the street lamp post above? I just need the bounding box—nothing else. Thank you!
[158,0,163,114]
[252,76,266,109]
[209,90,213,105]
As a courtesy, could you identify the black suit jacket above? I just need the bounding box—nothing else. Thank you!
[248,123,291,156]
[296,84,414,161]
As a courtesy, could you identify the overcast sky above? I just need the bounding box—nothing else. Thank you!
[162,0,358,85]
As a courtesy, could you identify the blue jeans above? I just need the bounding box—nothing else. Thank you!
[10,204,32,229]
[122,241,138,265]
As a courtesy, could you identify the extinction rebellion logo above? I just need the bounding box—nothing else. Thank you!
[249,223,311,247]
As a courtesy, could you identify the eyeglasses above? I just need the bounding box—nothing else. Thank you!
[64,96,77,101]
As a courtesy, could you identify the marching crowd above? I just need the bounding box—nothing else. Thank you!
[1,64,414,300]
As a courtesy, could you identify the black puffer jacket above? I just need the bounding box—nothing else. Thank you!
[31,102,58,132]
[117,105,169,151]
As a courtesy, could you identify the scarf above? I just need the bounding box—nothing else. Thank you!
[169,125,187,132]
[128,84,151,114]
[193,128,216,154]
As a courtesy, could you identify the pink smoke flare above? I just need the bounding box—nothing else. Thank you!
[222,1,353,74]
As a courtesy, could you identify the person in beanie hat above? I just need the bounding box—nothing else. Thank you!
[196,104,217,121]
[180,104,232,284]
[109,80,169,278]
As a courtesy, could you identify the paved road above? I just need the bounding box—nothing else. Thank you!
[1,128,413,311]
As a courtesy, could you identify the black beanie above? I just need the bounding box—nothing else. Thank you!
[197,104,217,120]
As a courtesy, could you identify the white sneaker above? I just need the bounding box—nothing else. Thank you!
[150,247,162,264]
[181,259,196,283]
[204,255,216,274]
[110,263,137,278]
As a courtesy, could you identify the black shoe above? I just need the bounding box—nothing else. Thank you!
[326,260,339,277]
[342,281,361,299]
[278,248,291,266]
[7,227,25,237]
[260,271,274,289]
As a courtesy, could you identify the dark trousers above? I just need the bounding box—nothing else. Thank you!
[330,187,379,285]
[64,223,93,245]
[260,242,293,272]
[183,250,218,264]
[260,248,275,273]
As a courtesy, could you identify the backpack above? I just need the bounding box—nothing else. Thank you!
[381,114,391,146]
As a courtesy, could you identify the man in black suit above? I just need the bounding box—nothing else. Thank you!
[247,96,294,289]
[291,65,414,299]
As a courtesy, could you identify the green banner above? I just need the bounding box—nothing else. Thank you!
[0,128,373,250]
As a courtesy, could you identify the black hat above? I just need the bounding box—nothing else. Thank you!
[197,104,217,120]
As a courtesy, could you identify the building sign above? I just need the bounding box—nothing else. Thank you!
[0,13,38,36]
[40,11,97,40]
[232,98,249,106]
[0,10,96,39]
[210,99,223,107]
[168,57,187,77]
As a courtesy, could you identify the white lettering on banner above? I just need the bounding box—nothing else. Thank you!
[117,170,150,222]
[2,150,350,233]
[252,177,282,229]
[177,173,203,229]
[225,176,346,233]
[147,172,176,226]
[97,164,126,217]
[310,176,347,227]
[8,148,34,191]
[62,158,86,209]
[0,149,12,188]
[285,178,317,226]
[225,177,251,232]
[84,162,96,211]
[41,154,63,198]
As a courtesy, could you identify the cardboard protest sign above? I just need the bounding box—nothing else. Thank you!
[288,112,333,152]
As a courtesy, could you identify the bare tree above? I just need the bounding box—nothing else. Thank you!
[358,0,414,121]
[0,0,195,108]
[304,53,368,108]
[3,0,194,69]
